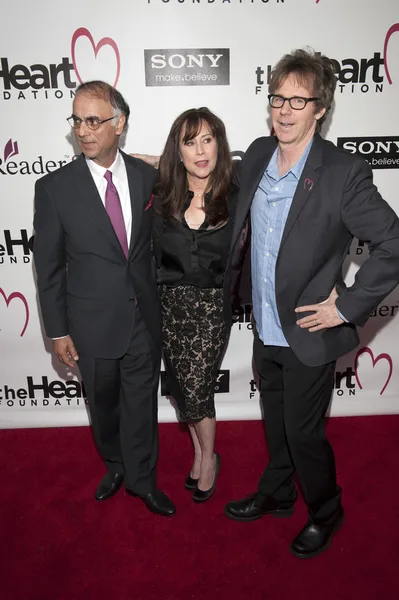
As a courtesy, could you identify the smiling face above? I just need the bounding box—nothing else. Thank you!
[271,73,326,149]
[72,92,125,167]
[179,120,218,186]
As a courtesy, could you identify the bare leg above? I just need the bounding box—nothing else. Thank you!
[188,424,202,479]
[194,417,217,491]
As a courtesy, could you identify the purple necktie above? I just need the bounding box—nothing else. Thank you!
[104,170,129,258]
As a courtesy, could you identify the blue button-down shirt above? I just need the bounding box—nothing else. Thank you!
[251,140,313,345]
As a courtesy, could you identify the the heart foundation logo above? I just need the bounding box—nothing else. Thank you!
[354,346,393,396]
[71,27,121,87]
[0,288,29,337]
[383,23,399,85]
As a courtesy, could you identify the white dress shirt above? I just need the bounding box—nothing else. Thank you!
[53,150,131,340]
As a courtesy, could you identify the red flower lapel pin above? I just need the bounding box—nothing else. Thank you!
[144,194,154,211]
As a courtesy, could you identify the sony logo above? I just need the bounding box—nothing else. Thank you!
[341,139,399,155]
[149,52,225,70]
[144,48,229,87]
[337,137,399,169]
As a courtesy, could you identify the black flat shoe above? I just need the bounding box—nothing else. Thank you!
[126,488,176,517]
[192,453,220,503]
[290,506,344,559]
[184,474,199,491]
[224,492,296,521]
[95,472,124,502]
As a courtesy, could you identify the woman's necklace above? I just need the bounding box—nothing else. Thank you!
[185,191,206,228]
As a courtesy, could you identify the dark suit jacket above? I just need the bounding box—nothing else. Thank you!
[227,133,399,366]
[33,150,160,359]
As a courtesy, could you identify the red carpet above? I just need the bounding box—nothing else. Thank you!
[1,416,399,600]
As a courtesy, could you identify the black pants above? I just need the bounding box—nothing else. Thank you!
[78,308,161,495]
[253,333,341,522]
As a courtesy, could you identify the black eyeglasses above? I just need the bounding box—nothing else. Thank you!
[268,95,320,110]
[67,115,117,130]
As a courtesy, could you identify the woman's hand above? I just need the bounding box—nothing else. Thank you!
[130,153,160,169]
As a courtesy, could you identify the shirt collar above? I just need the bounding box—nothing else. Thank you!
[266,137,313,181]
[85,149,123,182]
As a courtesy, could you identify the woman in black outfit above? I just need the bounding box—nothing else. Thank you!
[150,107,238,502]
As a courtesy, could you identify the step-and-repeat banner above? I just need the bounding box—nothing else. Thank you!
[1,0,398,428]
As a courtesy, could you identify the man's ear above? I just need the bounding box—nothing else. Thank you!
[116,114,126,136]
[315,106,326,122]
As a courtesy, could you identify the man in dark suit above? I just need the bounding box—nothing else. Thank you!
[33,81,175,517]
[225,50,399,557]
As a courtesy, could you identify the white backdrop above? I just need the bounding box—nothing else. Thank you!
[1,0,398,428]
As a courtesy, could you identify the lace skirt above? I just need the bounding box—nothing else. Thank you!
[159,285,230,422]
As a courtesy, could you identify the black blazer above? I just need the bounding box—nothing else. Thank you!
[33,151,161,358]
[227,133,399,366]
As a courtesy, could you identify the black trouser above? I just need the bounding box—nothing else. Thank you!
[253,332,341,523]
[78,308,161,495]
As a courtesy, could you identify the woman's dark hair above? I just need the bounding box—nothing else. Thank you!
[157,107,233,225]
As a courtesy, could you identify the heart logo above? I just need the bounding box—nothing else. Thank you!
[304,178,314,192]
[71,27,121,87]
[0,288,29,337]
[383,23,399,85]
[144,194,154,212]
[354,346,393,396]
[239,222,249,250]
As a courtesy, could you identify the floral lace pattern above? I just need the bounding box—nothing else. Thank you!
[160,285,230,422]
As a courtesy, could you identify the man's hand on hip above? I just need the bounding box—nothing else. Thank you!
[53,336,79,367]
[295,287,344,332]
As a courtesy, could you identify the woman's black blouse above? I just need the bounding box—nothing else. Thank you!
[153,188,238,289]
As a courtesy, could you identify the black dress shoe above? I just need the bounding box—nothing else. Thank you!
[184,474,199,491]
[126,488,176,517]
[95,472,124,502]
[225,492,295,521]
[192,453,220,503]
[290,506,344,559]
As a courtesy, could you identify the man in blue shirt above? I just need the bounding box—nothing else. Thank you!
[225,49,399,559]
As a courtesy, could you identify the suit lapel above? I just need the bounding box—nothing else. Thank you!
[279,133,324,249]
[231,138,277,251]
[121,151,144,258]
[73,154,125,258]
